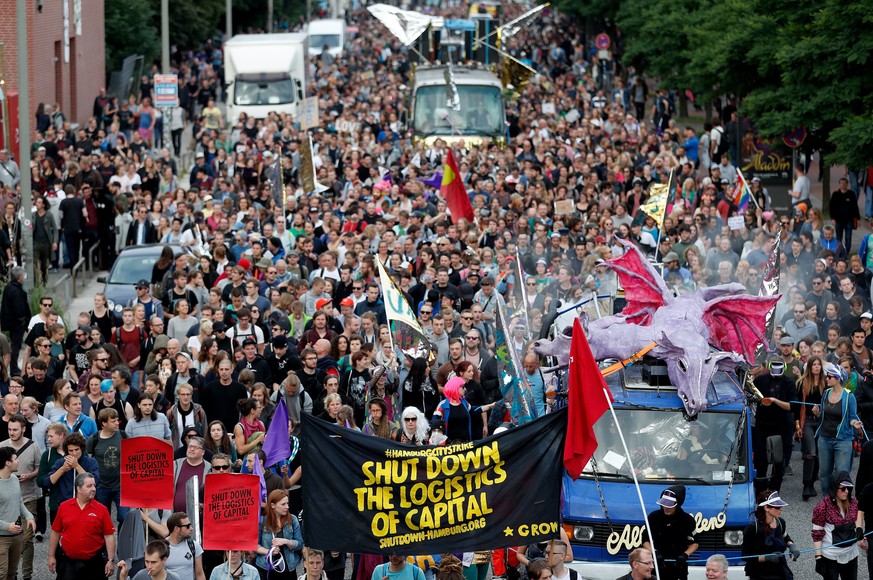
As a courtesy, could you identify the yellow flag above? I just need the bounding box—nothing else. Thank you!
[641,182,669,227]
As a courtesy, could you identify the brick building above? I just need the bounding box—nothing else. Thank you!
[0,0,105,134]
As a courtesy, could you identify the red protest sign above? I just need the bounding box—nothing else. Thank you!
[120,437,174,509]
[202,474,260,551]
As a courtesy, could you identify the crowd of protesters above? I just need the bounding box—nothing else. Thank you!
[3,1,873,579]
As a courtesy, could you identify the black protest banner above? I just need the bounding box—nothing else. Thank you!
[301,409,567,554]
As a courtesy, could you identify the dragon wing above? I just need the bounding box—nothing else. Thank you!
[605,238,672,325]
[702,294,781,362]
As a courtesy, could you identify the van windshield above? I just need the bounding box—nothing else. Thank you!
[310,34,342,50]
[579,409,748,484]
[234,78,295,106]
[413,84,504,136]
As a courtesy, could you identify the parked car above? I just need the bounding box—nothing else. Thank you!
[97,244,183,318]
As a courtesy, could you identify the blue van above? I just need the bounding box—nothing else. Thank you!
[563,359,756,579]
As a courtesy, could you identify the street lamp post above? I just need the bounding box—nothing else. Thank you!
[16,0,34,290]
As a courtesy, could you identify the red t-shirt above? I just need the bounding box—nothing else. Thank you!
[52,498,115,560]
[111,326,143,369]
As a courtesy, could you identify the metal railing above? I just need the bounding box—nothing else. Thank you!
[71,257,86,298]
[86,243,99,274]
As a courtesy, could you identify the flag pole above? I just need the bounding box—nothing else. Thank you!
[738,168,761,210]
[601,387,662,580]
[653,168,674,255]
[378,259,400,371]
[516,248,530,319]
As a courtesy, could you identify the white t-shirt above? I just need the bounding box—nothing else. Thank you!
[28,314,65,331]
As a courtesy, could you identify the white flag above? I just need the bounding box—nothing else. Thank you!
[376,259,423,332]
[367,4,434,46]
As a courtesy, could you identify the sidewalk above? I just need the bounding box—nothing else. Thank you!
[805,163,870,253]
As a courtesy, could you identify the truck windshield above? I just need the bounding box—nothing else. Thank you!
[580,409,748,484]
[310,34,341,49]
[234,79,295,106]
[413,84,504,136]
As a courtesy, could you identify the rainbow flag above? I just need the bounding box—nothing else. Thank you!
[731,169,753,213]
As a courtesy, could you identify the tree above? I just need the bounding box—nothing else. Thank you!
[104,0,160,74]
[144,0,227,49]
[610,0,873,169]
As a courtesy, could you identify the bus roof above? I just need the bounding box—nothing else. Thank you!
[413,65,502,89]
[604,357,746,411]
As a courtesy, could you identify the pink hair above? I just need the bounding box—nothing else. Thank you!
[443,377,465,404]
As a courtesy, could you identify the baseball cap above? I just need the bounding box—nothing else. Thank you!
[213,321,227,332]
[861,312,873,321]
[663,252,679,263]
[271,335,289,349]
[778,336,794,346]
[134,279,150,289]
[241,337,257,348]
[316,298,332,310]
[340,297,354,308]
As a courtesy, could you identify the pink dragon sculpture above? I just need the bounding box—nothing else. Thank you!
[535,239,779,417]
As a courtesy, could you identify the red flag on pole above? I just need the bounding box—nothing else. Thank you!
[440,149,475,223]
[564,318,612,479]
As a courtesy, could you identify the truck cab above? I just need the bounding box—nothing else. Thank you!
[308,18,346,57]
[563,358,754,580]
[410,65,506,147]
[223,33,307,125]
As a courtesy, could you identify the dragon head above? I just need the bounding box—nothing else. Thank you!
[660,332,745,418]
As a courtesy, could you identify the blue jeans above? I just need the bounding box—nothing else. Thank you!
[818,436,854,493]
[96,487,128,524]
[866,186,873,219]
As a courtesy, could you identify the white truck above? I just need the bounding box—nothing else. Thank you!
[223,33,307,125]
[307,19,346,58]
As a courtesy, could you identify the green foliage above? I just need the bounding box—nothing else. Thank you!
[104,0,160,73]
[553,0,619,21]
[144,0,227,48]
[611,0,873,169]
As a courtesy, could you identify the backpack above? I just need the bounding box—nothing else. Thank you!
[88,430,128,456]
[713,127,729,160]
[116,326,147,349]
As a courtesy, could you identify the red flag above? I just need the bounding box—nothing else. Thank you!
[440,149,475,223]
[564,318,612,479]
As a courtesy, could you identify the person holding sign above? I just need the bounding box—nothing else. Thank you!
[165,512,207,580]
[118,539,182,580]
[209,549,259,580]
[255,490,304,579]
[430,378,497,444]
[370,553,426,580]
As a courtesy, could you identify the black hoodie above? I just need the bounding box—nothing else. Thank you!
[236,354,272,386]
[644,485,698,559]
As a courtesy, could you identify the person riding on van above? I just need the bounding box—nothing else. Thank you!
[642,485,698,580]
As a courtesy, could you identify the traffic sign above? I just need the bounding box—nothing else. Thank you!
[595,33,611,50]
[782,126,807,148]
[153,74,178,108]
